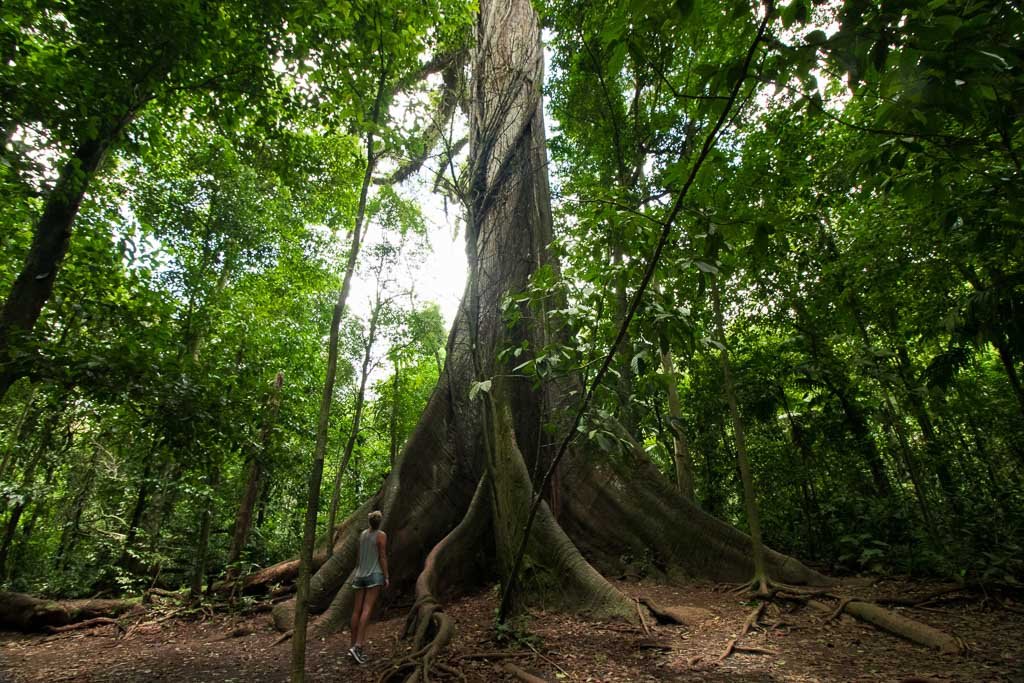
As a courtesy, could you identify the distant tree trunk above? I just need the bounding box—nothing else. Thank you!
[291,67,387,682]
[778,390,821,558]
[191,464,221,598]
[12,464,56,572]
[326,298,382,551]
[0,409,65,577]
[54,439,102,570]
[992,337,1024,421]
[0,385,38,481]
[256,478,272,530]
[711,275,768,593]
[659,347,696,500]
[146,459,184,560]
[118,440,159,569]
[226,371,284,579]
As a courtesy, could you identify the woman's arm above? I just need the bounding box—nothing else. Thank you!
[377,532,390,587]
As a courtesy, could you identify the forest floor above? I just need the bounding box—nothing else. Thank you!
[1,578,1022,682]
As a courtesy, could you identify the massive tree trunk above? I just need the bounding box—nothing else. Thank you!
[273,0,825,650]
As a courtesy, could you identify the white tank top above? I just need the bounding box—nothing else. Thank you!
[355,529,383,577]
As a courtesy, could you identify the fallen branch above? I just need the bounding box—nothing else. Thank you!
[635,598,650,634]
[527,641,572,680]
[0,591,138,632]
[841,600,966,654]
[43,617,118,634]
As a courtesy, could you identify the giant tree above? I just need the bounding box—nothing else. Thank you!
[272,2,825,677]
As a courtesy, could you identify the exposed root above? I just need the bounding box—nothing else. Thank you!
[638,597,713,627]
[717,602,766,662]
[435,662,467,682]
[376,613,454,683]
[272,628,293,646]
[384,476,491,683]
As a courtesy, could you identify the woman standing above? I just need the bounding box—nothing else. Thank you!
[349,510,389,664]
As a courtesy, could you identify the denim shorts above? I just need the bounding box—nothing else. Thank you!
[351,571,385,589]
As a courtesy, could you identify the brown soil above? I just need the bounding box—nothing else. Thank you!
[1,579,1022,682]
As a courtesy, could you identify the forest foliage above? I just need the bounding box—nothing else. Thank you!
[1,0,1022,600]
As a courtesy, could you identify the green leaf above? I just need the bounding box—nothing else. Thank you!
[469,379,492,401]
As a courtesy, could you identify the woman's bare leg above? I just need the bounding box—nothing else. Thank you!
[350,588,366,648]
[355,585,381,648]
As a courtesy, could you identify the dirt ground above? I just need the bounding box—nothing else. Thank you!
[1,579,1022,682]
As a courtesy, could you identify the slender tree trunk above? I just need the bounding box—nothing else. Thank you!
[711,275,768,593]
[795,303,892,498]
[291,68,387,682]
[326,300,382,550]
[611,246,636,433]
[992,337,1024,431]
[191,465,221,598]
[118,441,158,568]
[389,361,400,467]
[227,372,284,579]
[659,348,696,500]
